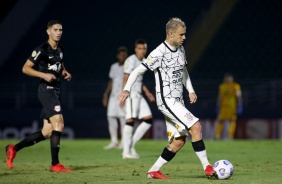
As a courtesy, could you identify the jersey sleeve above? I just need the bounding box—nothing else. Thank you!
[124,58,134,74]
[28,47,44,65]
[109,64,115,79]
[142,48,162,71]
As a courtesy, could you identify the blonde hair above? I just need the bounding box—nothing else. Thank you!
[166,17,186,34]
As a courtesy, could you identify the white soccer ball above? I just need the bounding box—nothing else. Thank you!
[213,159,233,179]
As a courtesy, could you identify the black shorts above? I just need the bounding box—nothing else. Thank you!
[38,84,62,119]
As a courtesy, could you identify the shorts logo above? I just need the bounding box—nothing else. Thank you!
[54,105,61,112]
[184,112,193,121]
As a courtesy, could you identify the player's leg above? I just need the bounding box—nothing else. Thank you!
[189,121,217,178]
[104,117,119,149]
[48,114,72,172]
[38,86,72,173]
[5,119,51,169]
[214,119,224,139]
[228,118,237,140]
[122,96,139,158]
[104,96,120,149]
[130,97,153,157]
[118,117,126,149]
[147,117,185,180]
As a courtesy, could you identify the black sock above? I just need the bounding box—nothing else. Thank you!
[14,131,46,151]
[50,130,62,166]
[161,147,176,162]
[191,139,206,152]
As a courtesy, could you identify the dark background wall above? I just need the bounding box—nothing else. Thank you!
[0,0,281,138]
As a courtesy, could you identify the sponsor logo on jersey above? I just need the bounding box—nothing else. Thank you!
[47,86,54,89]
[60,52,63,59]
[54,105,61,112]
[48,62,62,72]
[147,56,152,63]
[49,56,54,59]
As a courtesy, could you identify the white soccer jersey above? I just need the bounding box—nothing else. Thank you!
[124,54,144,95]
[142,42,187,108]
[109,62,124,97]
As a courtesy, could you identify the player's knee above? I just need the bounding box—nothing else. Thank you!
[170,137,185,152]
[143,118,153,125]
[190,121,202,135]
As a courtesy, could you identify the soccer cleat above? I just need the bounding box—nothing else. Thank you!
[147,171,169,180]
[122,153,139,159]
[103,143,119,150]
[6,144,17,169]
[50,163,72,173]
[205,165,218,179]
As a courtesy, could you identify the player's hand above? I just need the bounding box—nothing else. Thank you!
[43,73,56,83]
[146,92,155,102]
[62,70,72,81]
[118,90,129,103]
[102,95,108,107]
[119,100,125,108]
[189,92,197,104]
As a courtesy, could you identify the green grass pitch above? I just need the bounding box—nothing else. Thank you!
[0,139,281,183]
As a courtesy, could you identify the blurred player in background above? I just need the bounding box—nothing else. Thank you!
[102,46,128,149]
[121,39,155,159]
[5,20,72,172]
[214,73,243,140]
[118,17,217,179]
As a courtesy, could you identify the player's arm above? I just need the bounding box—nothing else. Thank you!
[61,63,71,81]
[102,79,113,107]
[142,84,155,102]
[22,59,56,83]
[118,64,148,102]
[182,67,197,104]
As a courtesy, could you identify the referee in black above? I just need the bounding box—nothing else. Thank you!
[5,20,72,173]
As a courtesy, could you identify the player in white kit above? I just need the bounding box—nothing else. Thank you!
[121,39,155,159]
[102,46,128,149]
[118,18,217,179]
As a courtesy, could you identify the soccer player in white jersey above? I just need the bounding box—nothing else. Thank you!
[118,18,217,179]
[102,47,128,149]
[121,39,155,159]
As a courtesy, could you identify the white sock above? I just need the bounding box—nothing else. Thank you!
[107,117,118,144]
[122,125,133,155]
[132,122,151,148]
[148,156,168,172]
[119,117,126,146]
[195,150,210,169]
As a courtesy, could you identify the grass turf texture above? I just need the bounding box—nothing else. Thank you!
[0,139,281,184]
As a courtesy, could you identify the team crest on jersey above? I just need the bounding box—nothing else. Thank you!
[184,112,193,121]
[31,51,37,57]
[54,105,61,112]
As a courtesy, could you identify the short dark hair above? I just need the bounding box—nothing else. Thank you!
[135,39,147,47]
[47,20,62,29]
[117,46,128,54]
